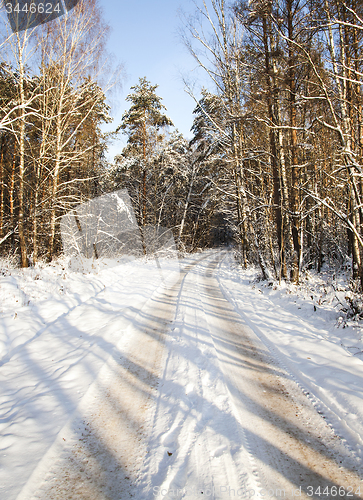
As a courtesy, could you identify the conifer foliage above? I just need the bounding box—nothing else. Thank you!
[116,77,173,226]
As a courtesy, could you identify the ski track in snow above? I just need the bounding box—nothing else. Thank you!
[0,250,363,499]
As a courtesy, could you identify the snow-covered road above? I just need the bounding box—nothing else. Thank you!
[1,251,363,499]
[140,253,362,500]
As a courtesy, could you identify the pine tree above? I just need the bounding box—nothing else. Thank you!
[117,77,173,225]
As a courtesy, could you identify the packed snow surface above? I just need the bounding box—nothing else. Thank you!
[0,250,362,499]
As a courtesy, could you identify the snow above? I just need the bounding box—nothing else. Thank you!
[0,255,179,500]
[0,250,362,499]
[217,253,363,460]
[139,257,258,498]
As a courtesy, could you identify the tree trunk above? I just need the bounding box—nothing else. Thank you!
[262,15,287,278]
[178,164,196,248]
[0,149,4,239]
[48,91,64,261]
[287,0,301,282]
[17,34,28,268]
[142,112,147,226]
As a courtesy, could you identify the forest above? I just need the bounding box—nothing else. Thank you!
[1,0,363,290]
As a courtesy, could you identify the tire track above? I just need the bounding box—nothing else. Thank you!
[200,252,363,500]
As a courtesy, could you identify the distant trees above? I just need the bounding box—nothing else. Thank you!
[113,78,219,251]
[113,78,235,253]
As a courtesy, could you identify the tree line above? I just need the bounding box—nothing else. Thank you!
[113,0,363,289]
[180,0,363,287]
[2,0,363,292]
[0,0,111,266]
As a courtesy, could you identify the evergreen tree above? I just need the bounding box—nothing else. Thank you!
[116,77,173,225]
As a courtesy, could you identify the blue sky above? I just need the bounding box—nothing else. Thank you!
[101,0,209,160]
